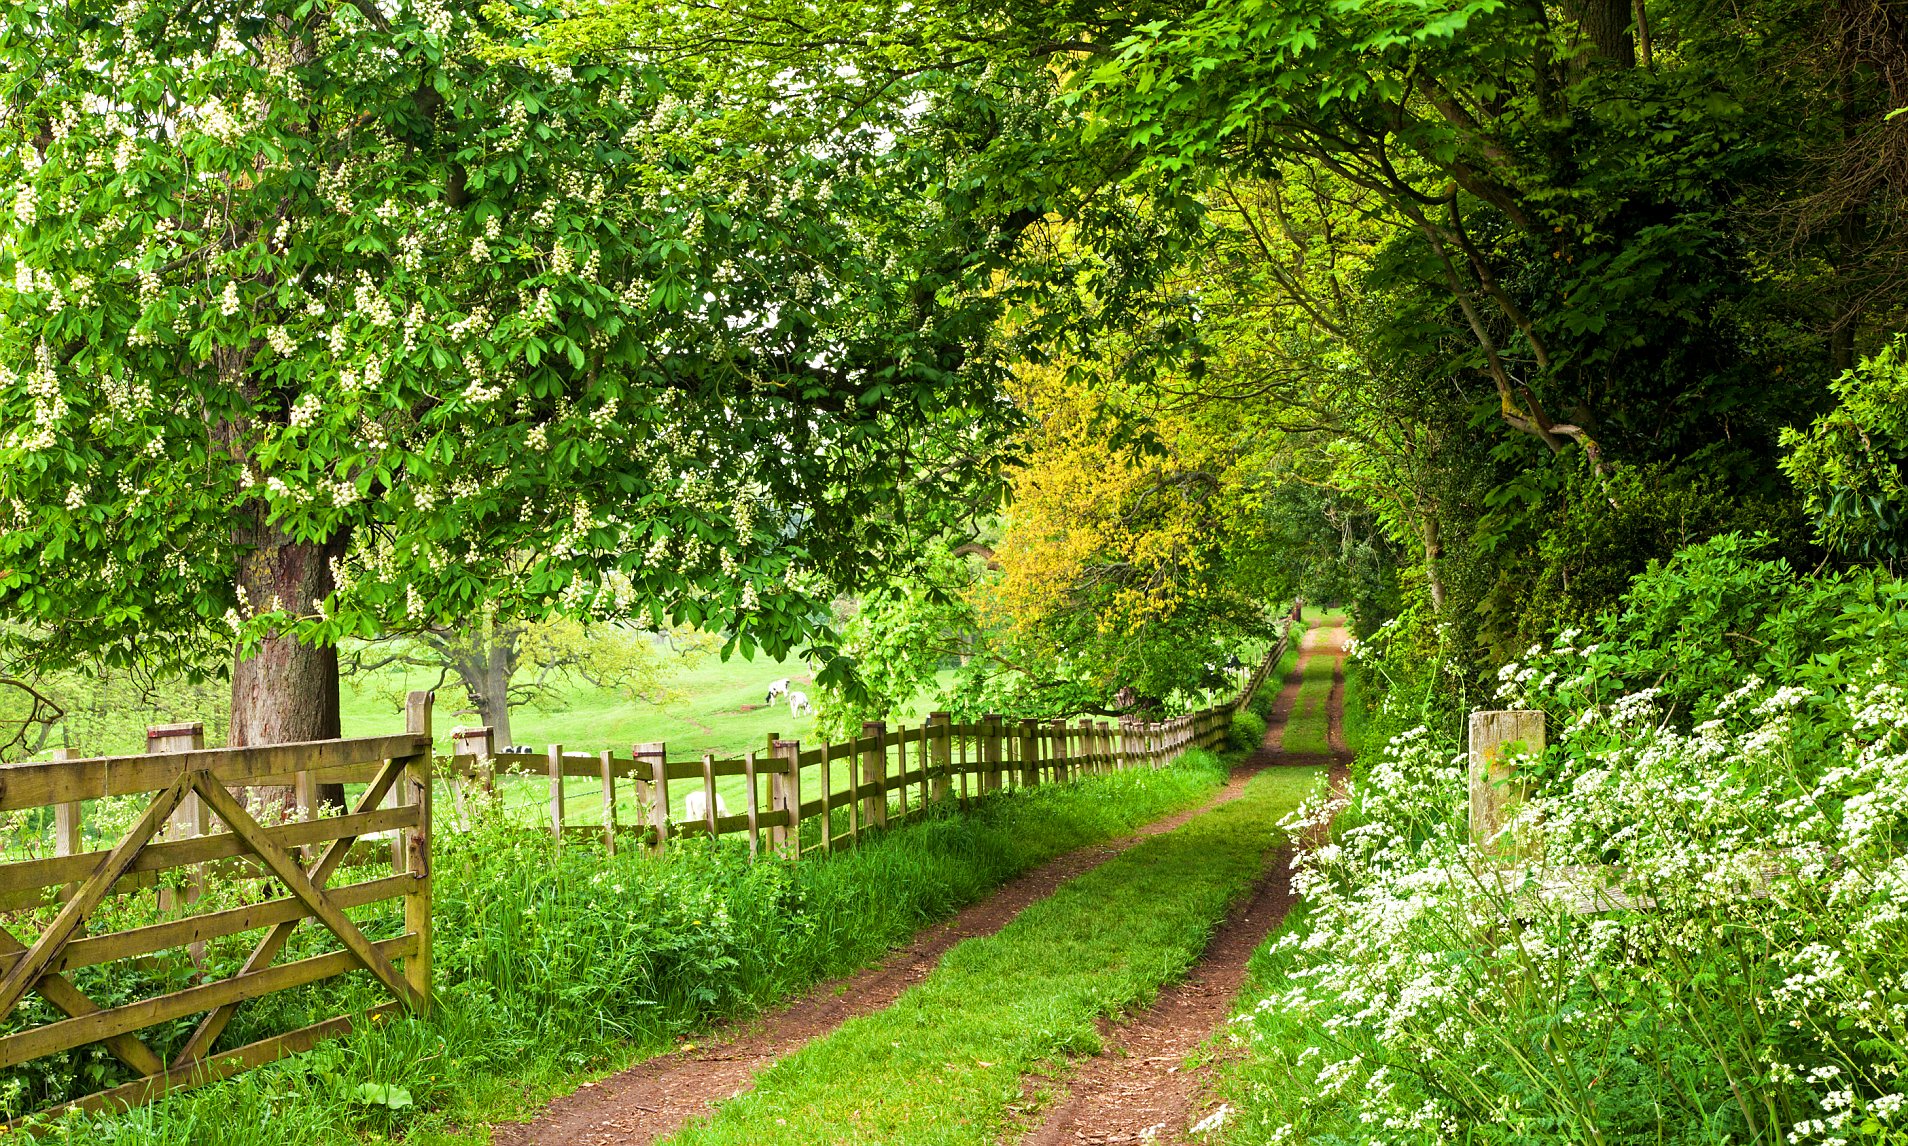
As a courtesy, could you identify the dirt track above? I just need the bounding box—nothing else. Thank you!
[488,630,1331,1146]
[1015,617,1352,1146]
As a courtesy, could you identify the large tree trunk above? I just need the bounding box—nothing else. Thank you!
[1563,0,1636,68]
[460,630,516,749]
[230,514,348,812]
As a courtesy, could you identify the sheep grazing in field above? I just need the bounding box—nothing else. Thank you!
[764,678,792,705]
[787,689,812,716]
[684,788,730,822]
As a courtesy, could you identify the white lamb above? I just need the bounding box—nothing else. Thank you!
[684,788,731,822]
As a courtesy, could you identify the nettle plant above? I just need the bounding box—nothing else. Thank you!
[1232,588,1908,1145]
[0,0,1016,745]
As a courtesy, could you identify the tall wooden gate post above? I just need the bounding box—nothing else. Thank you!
[1019,719,1040,788]
[770,738,802,857]
[403,690,433,1012]
[860,722,888,829]
[1469,709,1544,858]
[928,713,952,802]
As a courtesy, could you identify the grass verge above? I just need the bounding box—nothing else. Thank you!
[31,758,1230,1144]
[1278,623,1338,755]
[664,755,1325,1146]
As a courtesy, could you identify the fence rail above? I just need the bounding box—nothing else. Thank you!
[0,603,1297,1123]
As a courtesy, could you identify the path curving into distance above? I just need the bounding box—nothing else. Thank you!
[1014,616,1353,1146]
[491,624,1323,1146]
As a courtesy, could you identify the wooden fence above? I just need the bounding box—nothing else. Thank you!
[451,602,1301,858]
[0,605,1298,1123]
[0,693,435,1129]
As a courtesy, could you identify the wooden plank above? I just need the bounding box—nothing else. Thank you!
[169,751,412,1067]
[0,875,413,978]
[6,1002,403,1129]
[0,804,420,902]
[189,778,424,1013]
[0,936,416,1071]
[0,735,425,812]
[0,929,166,1078]
[0,772,192,1022]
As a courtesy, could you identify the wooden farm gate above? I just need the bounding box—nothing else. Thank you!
[0,691,436,1128]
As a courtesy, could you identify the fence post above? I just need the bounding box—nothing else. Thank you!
[928,713,952,802]
[1018,719,1039,788]
[451,726,495,795]
[635,740,669,854]
[600,749,618,855]
[404,689,433,1013]
[771,738,802,858]
[982,714,1003,793]
[744,751,761,860]
[1469,710,1544,857]
[700,753,720,837]
[546,744,566,843]
[860,721,888,829]
[50,748,80,858]
[149,722,207,930]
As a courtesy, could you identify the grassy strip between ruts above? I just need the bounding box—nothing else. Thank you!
[664,756,1326,1146]
[32,756,1232,1145]
[1278,624,1339,755]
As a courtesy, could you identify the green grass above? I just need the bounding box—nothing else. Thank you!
[663,757,1325,1146]
[1278,621,1338,755]
[36,757,1232,1144]
[340,650,954,761]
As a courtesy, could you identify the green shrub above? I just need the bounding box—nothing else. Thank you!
[1229,709,1267,750]
[1221,536,1908,1146]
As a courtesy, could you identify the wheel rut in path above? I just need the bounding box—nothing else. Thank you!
[489,641,1314,1146]
[1016,617,1353,1146]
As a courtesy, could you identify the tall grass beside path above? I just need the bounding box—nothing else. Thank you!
[26,757,1229,1144]
[665,757,1325,1146]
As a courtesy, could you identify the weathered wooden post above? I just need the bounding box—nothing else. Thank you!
[447,725,492,831]
[150,723,207,930]
[599,749,619,854]
[744,751,761,859]
[450,726,495,794]
[981,713,1003,793]
[1018,719,1040,788]
[770,737,802,858]
[546,743,566,844]
[49,748,80,858]
[1469,709,1544,857]
[700,753,720,837]
[860,721,888,829]
[635,740,668,855]
[403,690,434,1013]
[929,713,953,802]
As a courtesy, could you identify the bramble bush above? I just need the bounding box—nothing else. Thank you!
[1224,534,1908,1145]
